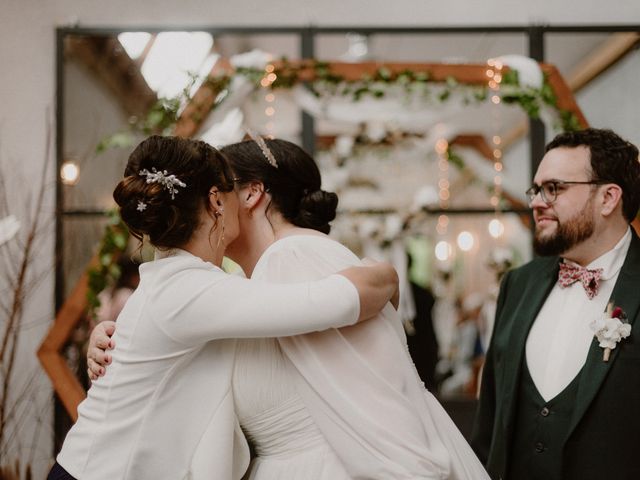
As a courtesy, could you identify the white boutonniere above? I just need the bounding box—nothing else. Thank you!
[590,302,631,362]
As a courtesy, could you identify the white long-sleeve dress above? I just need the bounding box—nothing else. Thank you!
[232,234,489,480]
[56,249,361,480]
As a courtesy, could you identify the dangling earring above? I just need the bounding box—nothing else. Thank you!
[216,211,225,251]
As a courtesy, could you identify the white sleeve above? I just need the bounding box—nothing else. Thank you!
[150,267,360,345]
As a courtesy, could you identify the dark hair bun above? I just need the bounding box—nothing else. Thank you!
[113,135,234,249]
[294,190,338,234]
[113,175,185,248]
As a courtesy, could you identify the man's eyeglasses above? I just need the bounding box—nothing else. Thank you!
[525,180,606,205]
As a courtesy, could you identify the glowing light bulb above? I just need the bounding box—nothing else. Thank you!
[435,240,453,261]
[488,218,505,238]
[61,161,80,185]
[457,231,475,252]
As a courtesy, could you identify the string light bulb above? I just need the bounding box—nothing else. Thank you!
[488,218,505,238]
[60,161,80,185]
[435,240,453,261]
[457,231,475,252]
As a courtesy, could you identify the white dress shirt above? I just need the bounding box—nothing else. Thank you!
[526,228,632,401]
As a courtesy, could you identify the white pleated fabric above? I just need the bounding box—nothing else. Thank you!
[251,234,490,480]
[233,338,350,479]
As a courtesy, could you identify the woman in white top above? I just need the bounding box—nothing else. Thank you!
[217,138,490,480]
[91,137,490,479]
[49,136,398,480]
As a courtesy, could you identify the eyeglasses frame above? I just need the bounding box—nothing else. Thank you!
[526,179,609,205]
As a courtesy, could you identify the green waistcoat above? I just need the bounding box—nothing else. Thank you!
[507,359,581,480]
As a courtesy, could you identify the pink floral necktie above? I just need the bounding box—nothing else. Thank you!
[557,262,604,300]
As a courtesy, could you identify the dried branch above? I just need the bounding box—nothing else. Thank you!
[0,117,53,472]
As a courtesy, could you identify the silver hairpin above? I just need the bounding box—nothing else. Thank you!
[139,167,187,199]
[137,200,147,212]
[246,129,278,168]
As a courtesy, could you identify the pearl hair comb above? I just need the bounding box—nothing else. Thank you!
[139,167,187,200]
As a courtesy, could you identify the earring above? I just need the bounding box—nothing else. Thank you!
[216,212,225,250]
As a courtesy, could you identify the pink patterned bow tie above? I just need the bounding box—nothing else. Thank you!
[558,262,604,300]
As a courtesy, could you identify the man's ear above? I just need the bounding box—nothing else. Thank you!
[600,183,623,217]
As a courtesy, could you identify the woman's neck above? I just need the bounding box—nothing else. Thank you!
[226,214,320,277]
[181,233,224,267]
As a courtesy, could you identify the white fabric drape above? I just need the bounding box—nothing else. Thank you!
[253,234,489,480]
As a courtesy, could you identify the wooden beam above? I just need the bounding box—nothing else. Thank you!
[540,63,589,129]
[274,61,493,85]
[502,34,639,151]
[37,257,98,421]
[568,32,640,91]
[66,36,156,118]
[450,134,495,161]
[173,57,234,138]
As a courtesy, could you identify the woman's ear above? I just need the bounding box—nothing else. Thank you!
[242,181,267,211]
[600,183,623,217]
[208,189,224,216]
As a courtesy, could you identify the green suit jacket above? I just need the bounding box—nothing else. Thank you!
[471,230,640,480]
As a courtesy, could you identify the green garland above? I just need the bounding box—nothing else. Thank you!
[95,57,581,156]
[86,210,129,320]
[499,69,581,132]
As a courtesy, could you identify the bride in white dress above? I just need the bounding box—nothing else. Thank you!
[89,138,489,479]
[221,139,488,480]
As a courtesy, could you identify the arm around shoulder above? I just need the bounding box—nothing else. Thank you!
[337,260,399,322]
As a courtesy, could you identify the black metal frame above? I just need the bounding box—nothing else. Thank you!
[54,20,640,307]
[54,24,639,444]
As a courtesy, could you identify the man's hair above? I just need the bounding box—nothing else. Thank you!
[546,128,640,222]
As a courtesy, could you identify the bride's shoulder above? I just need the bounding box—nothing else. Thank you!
[273,233,356,258]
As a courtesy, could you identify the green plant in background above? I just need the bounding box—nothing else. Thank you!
[500,69,581,132]
[95,56,583,159]
[86,210,129,320]
[94,72,207,155]
[446,147,466,170]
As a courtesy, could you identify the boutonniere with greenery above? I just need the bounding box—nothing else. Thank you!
[590,302,631,362]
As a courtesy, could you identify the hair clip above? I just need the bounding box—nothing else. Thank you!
[137,200,147,212]
[139,167,187,199]
[246,129,278,169]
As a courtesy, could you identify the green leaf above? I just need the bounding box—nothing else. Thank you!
[100,253,113,267]
[501,70,520,86]
[438,90,451,102]
[446,149,465,170]
[95,132,134,154]
[113,233,127,249]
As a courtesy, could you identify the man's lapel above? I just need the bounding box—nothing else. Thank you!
[500,257,560,442]
[567,231,640,437]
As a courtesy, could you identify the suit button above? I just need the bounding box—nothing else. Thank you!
[535,442,545,453]
[541,407,550,417]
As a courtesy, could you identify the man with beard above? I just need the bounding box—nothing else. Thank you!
[471,128,640,480]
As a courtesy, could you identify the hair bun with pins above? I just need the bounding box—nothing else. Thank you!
[113,135,234,249]
[295,189,338,235]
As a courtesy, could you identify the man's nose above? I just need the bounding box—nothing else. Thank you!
[529,190,549,209]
